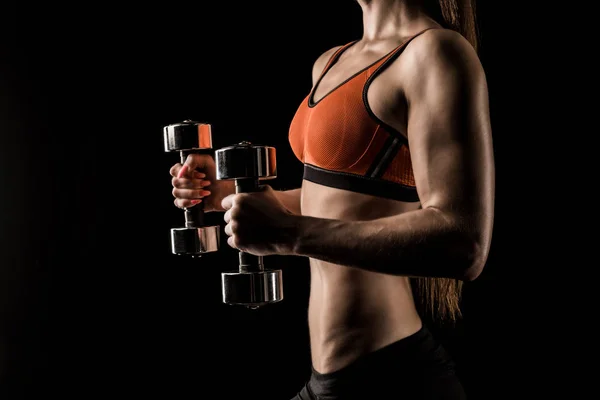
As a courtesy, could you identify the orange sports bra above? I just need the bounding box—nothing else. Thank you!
[288,29,434,202]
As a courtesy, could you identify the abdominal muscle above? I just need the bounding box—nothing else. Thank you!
[300,179,423,374]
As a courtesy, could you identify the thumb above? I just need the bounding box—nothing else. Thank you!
[258,184,273,193]
[178,153,209,178]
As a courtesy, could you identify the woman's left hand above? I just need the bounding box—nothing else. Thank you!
[221,185,298,256]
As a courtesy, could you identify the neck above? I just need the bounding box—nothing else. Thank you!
[356,0,432,41]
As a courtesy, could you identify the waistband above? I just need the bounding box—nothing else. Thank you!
[308,324,456,397]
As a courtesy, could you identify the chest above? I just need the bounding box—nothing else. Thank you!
[311,48,409,137]
[290,69,408,166]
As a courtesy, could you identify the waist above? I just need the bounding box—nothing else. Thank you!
[307,324,458,398]
[308,261,421,372]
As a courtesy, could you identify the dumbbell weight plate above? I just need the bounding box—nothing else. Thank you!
[215,142,277,181]
[221,269,283,308]
[171,225,220,255]
[163,120,213,152]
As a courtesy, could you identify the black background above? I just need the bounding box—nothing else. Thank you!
[1,1,549,399]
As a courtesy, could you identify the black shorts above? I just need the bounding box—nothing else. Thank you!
[290,324,466,400]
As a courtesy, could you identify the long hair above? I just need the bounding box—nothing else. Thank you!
[410,0,479,325]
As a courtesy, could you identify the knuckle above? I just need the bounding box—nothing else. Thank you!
[169,164,181,177]
[235,237,246,248]
[187,154,205,169]
[234,193,247,205]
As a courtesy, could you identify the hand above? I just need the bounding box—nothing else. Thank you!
[170,153,235,212]
[222,185,298,256]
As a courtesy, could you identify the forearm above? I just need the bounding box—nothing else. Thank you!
[291,207,483,281]
[273,188,302,215]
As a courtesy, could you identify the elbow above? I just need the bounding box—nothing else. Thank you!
[462,257,484,282]
[431,207,492,282]
[457,230,490,282]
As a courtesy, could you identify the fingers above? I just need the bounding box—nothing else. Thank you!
[173,187,212,206]
[170,152,211,178]
[171,156,212,209]
[174,197,202,209]
[221,193,242,211]
[221,194,232,211]
[169,163,181,178]
[170,154,216,209]
[182,153,211,176]
[223,219,235,236]
[224,214,241,250]
[171,170,212,207]
[223,200,239,249]
[227,236,239,250]
[170,164,206,179]
[171,176,211,190]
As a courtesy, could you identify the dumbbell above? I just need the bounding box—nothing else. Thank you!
[215,141,284,309]
[163,120,220,257]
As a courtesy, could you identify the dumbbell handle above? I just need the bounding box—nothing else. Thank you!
[235,177,263,273]
[180,149,207,228]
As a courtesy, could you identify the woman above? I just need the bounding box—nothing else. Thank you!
[170,0,493,398]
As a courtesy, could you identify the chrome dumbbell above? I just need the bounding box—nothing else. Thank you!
[215,141,283,309]
[163,120,220,256]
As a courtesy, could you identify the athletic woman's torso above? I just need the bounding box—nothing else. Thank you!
[289,25,444,373]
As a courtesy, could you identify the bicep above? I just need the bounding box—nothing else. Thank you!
[406,34,494,225]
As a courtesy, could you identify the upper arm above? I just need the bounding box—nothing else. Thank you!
[311,46,343,86]
[403,30,495,245]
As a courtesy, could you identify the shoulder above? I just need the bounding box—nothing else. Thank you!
[311,45,345,85]
[400,28,486,89]
[405,28,481,67]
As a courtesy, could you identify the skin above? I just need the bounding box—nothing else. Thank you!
[170,0,494,375]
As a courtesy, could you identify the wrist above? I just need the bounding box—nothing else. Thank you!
[277,213,319,256]
[287,214,331,257]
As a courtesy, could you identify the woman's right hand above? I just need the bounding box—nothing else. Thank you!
[170,153,235,212]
